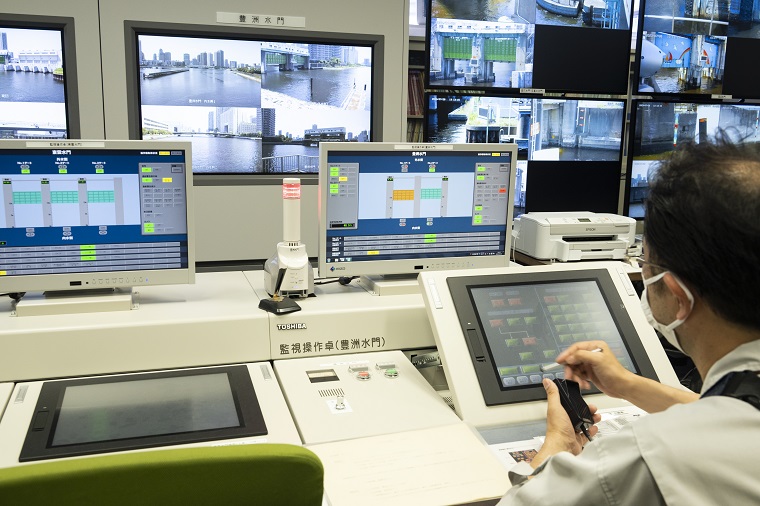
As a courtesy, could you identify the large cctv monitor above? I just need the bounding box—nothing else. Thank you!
[635,0,760,99]
[125,24,380,174]
[425,94,626,217]
[0,17,80,139]
[419,263,680,428]
[625,100,760,219]
[0,140,195,297]
[426,0,634,95]
[318,142,517,278]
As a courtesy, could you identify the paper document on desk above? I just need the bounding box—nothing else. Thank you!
[308,423,509,506]
[595,405,647,437]
[489,439,544,472]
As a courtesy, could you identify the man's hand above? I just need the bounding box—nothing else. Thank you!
[530,378,601,469]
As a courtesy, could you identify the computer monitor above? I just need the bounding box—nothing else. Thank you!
[318,142,517,278]
[635,0,760,99]
[0,17,78,139]
[425,94,625,217]
[0,139,195,299]
[419,263,679,427]
[426,0,634,95]
[126,24,378,174]
[625,99,760,219]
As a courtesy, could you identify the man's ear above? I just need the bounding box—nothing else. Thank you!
[662,273,694,320]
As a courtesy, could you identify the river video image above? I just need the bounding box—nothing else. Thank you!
[137,34,373,173]
[0,27,67,139]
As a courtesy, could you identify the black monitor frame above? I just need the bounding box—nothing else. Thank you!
[446,268,659,406]
[0,13,81,139]
[19,365,267,462]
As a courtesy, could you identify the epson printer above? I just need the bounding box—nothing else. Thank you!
[513,212,637,262]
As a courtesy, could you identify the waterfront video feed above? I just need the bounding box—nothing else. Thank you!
[428,0,633,93]
[637,31,727,94]
[137,34,373,174]
[0,27,68,139]
[426,95,624,216]
[628,101,760,218]
[637,0,760,97]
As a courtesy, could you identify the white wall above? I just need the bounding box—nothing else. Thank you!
[98,0,411,262]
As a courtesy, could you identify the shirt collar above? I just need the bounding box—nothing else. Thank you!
[700,339,760,395]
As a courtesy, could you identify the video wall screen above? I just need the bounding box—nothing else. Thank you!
[0,26,68,139]
[636,0,760,98]
[133,32,374,174]
[625,100,760,219]
[425,94,625,216]
[426,0,634,94]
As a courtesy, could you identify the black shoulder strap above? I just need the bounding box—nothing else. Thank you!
[719,370,760,411]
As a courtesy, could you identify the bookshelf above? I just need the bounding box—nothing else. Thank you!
[407,45,426,142]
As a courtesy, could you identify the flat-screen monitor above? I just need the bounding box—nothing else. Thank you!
[318,142,517,278]
[445,267,658,405]
[0,139,195,294]
[625,99,760,219]
[425,94,625,217]
[426,0,634,95]
[19,365,267,461]
[0,17,79,139]
[636,0,760,98]
[126,24,378,174]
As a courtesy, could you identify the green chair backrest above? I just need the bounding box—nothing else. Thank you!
[0,443,323,506]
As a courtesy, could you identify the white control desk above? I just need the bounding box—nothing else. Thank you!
[0,383,13,421]
[245,271,435,360]
[0,272,270,382]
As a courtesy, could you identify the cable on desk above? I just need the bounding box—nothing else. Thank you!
[313,276,359,286]
[1,292,26,302]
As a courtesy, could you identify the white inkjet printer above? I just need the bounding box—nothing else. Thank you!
[513,212,637,262]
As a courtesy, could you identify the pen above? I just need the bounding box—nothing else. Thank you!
[580,423,594,442]
[540,347,603,373]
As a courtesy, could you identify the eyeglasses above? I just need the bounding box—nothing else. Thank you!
[632,256,668,272]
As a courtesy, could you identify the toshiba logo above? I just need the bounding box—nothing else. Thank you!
[277,323,307,330]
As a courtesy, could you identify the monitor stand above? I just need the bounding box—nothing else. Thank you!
[356,274,421,296]
[12,288,137,317]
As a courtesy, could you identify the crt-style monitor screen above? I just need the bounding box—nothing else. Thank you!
[319,142,516,278]
[0,141,193,294]
[134,31,374,174]
[20,365,268,461]
[0,25,69,139]
[427,0,634,94]
[625,100,760,219]
[446,268,658,405]
[425,94,625,217]
[636,0,760,98]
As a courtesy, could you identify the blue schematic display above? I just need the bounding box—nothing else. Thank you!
[0,148,190,276]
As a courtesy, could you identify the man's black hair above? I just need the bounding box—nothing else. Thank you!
[644,132,760,331]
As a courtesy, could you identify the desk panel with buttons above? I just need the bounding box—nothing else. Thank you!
[274,350,460,445]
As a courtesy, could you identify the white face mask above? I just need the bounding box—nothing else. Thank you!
[640,271,695,354]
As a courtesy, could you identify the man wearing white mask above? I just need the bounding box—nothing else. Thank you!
[499,136,760,504]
